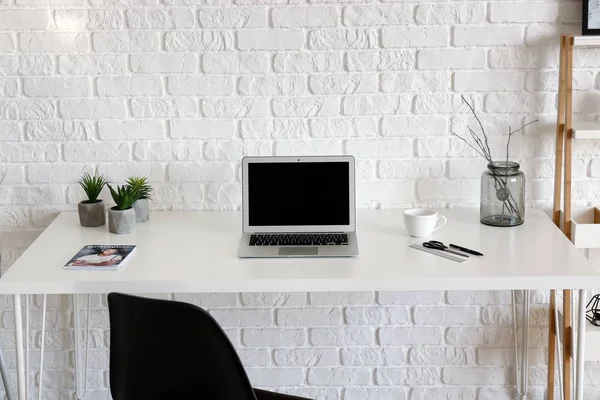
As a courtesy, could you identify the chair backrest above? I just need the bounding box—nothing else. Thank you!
[107,292,257,400]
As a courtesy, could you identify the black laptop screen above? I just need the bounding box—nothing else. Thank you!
[248,162,350,226]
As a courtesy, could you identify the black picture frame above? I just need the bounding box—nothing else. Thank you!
[583,0,600,35]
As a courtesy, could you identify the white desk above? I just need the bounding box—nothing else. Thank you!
[2,208,598,293]
[1,208,599,400]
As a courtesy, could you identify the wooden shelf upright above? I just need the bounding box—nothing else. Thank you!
[550,33,600,400]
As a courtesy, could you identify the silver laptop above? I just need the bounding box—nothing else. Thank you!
[238,156,359,258]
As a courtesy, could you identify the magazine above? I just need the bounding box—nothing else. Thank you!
[64,245,136,271]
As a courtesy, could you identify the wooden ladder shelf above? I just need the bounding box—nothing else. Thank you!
[550,33,600,400]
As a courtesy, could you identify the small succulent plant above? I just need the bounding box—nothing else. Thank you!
[107,184,140,211]
[78,173,107,203]
[125,176,152,201]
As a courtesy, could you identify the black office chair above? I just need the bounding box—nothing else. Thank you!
[107,293,312,400]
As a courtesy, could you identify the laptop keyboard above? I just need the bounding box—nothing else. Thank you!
[249,233,349,246]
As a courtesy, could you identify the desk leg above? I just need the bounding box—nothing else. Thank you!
[0,340,14,400]
[548,289,557,400]
[575,289,586,400]
[554,292,565,400]
[13,295,25,400]
[74,294,90,399]
[564,289,572,400]
[38,294,47,400]
[25,294,28,400]
[512,290,530,399]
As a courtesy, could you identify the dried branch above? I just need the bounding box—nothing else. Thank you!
[509,119,539,136]
[506,126,513,166]
[468,126,491,161]
[451,132,487,159]
[461,95,491,158]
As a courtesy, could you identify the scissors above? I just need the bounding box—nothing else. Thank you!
[422,241,469,257]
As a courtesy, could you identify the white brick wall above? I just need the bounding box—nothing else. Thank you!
[0,0,598,398]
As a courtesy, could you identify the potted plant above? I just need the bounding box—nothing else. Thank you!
[77,173,107,227]
[126,176,153,222]
[107,184,139,234]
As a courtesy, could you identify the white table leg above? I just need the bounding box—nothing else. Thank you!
[24,294,28,400]
[512,289,530,399]
[13,294,25,400]
[521,289,530,398]
[575,289,586,400]
[74,294,90,400]
[38,294,47,400]
[0,343,14,400]
[554,290,565,400]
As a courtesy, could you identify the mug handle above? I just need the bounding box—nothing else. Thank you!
[433,215,447,232]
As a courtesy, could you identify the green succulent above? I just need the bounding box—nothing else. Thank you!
[107,184,140,210]
[126,176,152,201]
[78,173,107,203]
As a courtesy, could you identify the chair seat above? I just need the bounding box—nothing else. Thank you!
[254,388,312,400]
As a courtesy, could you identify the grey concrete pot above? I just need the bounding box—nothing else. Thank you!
[132,199,149,222]
[108,207,136,234]
[78,200,106,227]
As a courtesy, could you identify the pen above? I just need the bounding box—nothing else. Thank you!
[449,244,484,256]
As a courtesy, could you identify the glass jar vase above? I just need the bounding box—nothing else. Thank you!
[480,161,525,227]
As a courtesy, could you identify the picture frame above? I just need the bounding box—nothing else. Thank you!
[583,0,600,35]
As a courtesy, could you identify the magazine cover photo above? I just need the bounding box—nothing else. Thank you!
[64,245,136,269]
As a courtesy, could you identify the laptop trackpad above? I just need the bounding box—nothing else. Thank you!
[279,247,318,256]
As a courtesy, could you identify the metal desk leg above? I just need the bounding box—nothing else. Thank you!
[13,294,25,400]
[38,294,47,400]
[25,294,28,400]
[554,290,565,400]
[74,294,90,400]
[512,290,530,399]
[0,343,14,400]
[575,289,586,400]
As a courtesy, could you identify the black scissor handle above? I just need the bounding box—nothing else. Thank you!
[423,241,445,250]
[428,240,445,247]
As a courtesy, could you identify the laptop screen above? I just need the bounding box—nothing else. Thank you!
[248,161,350,226]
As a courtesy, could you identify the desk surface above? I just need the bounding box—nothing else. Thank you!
[1,208,598,294]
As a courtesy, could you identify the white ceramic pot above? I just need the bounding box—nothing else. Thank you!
[132,199,149,223]
[108,207,136,234]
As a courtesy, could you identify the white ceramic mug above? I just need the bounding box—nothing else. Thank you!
[403,209,447,238]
